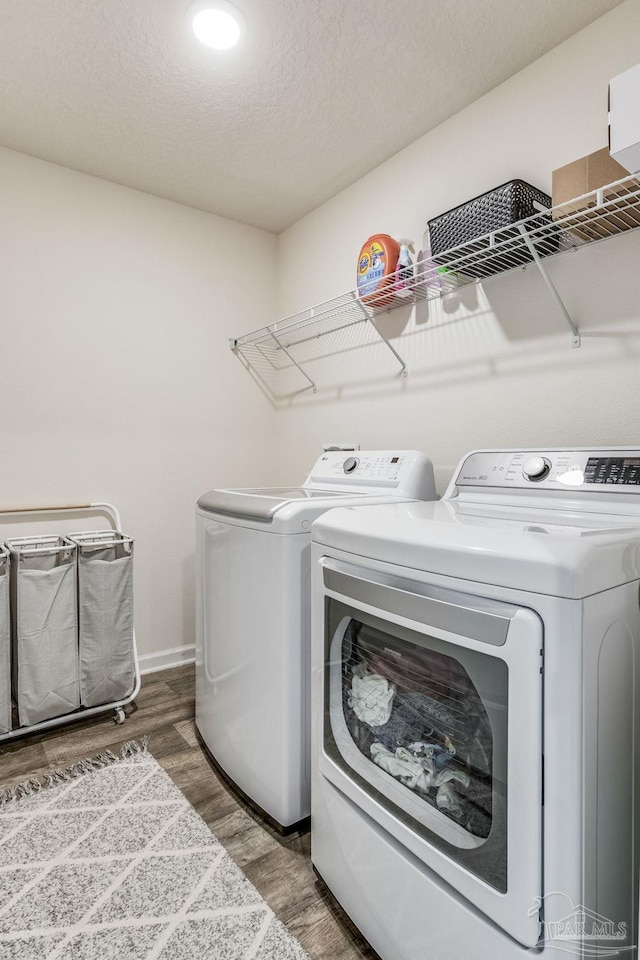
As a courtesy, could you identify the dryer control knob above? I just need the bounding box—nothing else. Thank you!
[343,456,359,474]
[523,456,551,481]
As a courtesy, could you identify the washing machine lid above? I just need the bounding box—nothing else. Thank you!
[197,487,351,522]
[312,499,640,598]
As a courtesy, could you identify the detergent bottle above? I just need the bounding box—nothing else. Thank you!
[394,240,415,298]
[356,234,400,306]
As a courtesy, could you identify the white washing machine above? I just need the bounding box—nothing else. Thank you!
[195,450,436,831]
[311,448,640,960]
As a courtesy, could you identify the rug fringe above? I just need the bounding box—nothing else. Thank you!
[0,735,149,807]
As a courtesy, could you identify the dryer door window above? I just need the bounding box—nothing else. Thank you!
[325,605,508,891]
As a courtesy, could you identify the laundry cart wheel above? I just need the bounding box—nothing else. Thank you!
[114,707,126,725]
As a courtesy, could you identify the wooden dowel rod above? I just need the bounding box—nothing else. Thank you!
[0,503,93,515]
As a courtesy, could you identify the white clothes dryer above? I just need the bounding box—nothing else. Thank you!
[311,448,640,960]
[195,450,436,831]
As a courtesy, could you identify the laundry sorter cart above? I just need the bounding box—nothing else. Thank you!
[0,501,140,742]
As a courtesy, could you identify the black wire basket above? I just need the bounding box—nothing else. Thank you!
[428,180,559,280]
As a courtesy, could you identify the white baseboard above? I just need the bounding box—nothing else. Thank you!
[138,644,195,676]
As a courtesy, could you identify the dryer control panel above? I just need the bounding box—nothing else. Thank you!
[454,449,640,492]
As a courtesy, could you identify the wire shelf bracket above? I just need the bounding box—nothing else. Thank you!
[517,224,581,348]
[268,325,316,394]
[352,292,408,378]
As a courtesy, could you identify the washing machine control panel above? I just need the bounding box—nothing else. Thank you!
[315,452,407,482]
[455,450,640,492]
[307,450,435,491]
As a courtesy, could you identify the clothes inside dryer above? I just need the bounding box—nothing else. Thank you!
[343,620,494,837]
[343,620,492,824]
[326,606,509,892]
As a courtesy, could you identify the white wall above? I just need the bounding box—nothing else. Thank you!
[2,0,639,668]
[0,147,277,665]
[275,0,640,492]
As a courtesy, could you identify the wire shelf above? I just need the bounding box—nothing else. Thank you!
[231,174,640,399]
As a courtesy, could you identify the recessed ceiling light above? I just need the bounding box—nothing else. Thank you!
[188,0,245,50]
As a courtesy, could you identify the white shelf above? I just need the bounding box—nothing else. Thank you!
[231,174,640,400]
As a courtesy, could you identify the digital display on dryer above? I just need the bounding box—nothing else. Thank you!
[584,457,640,485]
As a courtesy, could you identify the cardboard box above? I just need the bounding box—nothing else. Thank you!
[609,63,640,174]
[551,147,640,241]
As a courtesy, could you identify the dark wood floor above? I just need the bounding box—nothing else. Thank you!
[0,664,379,960]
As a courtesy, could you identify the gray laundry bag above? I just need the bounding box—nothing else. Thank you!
[7,536,80,727]
[69,531,135,708]
[0,547,11,734]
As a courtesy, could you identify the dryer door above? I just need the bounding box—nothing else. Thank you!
[318,558,543,948]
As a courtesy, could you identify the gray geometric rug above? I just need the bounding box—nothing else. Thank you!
[0,740,309,960]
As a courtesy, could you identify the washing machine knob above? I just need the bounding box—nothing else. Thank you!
[343,456,359,474]
[523,456,551,481]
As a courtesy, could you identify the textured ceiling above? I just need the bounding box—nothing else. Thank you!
[0,0,623,232]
